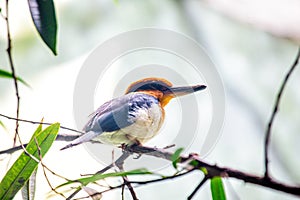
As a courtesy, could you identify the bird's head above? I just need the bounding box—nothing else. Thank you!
[125,77,206,107]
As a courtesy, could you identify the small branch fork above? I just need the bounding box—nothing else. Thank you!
[264,47,300,178]
[115,154,139,200]
[34,138,67,198]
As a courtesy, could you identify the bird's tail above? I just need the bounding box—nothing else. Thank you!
[60,131,99,150]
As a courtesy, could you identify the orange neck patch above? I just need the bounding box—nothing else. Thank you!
[160,95,174,107]
[138,90,173,107]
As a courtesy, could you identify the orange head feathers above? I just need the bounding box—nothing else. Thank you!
[125,77,206,107]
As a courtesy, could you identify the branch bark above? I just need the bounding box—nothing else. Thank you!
[124,145,300,197]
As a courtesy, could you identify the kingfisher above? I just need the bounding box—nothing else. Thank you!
[61,78,206,150]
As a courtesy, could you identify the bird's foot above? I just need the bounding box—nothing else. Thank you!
[119,143,142,159]
[133,153,142,159]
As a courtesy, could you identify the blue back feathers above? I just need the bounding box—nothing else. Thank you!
[83,93,158,133]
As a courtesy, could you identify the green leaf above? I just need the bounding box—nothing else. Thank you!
[200,167,208,175]
[29,122,43,142]
[210,177,226,200]
[171,148,184,169]
[188,160,198,167]
[0,69,30,87]
[57,169,152,189]
[27,0,58,55]
[0,120,7,131]
[0,123,60,199]
[21,168,37,200]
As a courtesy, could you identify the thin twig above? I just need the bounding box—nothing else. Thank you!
[121,183,125,200]
[8,137,40,163]
[116,157,139,200]
[122,177,138,200]
[66,188,81,200]
[66,152,131,199]
[0,129,39,162]
[41,160,67,198]
[0,133,80,155]
[0,113,84,134]
[0,144,27,155]
[0,113,82,155]
[264,47,300,178]
[5,0,20,147]
[34,137,66,198]
[187,176,208,200]
[42,164,71,182]
[128,169,195,185]
[80,152,130,177]
[95,152,131,175]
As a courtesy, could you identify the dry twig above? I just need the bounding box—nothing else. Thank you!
[4,0,21,147]
[264,48,300,178]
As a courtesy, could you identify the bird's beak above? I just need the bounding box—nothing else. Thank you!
[169,85,206,97]
[161,84,206,107]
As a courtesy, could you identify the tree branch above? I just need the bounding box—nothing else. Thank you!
[264,47,300,178]
[124,145,300,197]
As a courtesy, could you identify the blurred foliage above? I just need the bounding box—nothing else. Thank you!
[0,69,30,87]
[171,147,184,169]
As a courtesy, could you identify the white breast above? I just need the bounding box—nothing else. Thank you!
[96,103,164,145]
[125,103,164,142]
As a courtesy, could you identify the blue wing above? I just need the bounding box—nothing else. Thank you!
[84,93,158,133]
[84,98,134,133]
[61,93,158,150]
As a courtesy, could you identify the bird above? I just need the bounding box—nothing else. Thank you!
[61,77,206,150]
